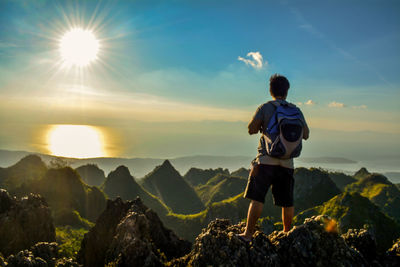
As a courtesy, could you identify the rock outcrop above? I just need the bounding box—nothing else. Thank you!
[0,189,55,256]
[171,215,370,266]
[342,228,377,262]
[1,242,79,267]
[77,197,191,267]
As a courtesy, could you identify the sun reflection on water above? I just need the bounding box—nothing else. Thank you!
[47,124,106,158]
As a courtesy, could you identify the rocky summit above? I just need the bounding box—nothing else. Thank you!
[171,215,371,267]
[77,197,191,267]
[0,189,55,257]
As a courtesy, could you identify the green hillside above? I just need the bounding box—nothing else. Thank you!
[345,173,400,222]
[101,165,170,216]
[195,173,247,206]
[183,167,229,186]
[294,192,400,251]
[141,160,205,214]
[230,167,250,179]
[0,155,106,228]
[328,171,357,190]
[0,155,47,193]
[31,167,107,226]
[293,168,341,213]
[75,164,105,187]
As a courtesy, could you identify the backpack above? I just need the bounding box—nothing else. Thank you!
[260,101,303,159]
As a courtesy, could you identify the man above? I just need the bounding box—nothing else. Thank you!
[238,74,309,242]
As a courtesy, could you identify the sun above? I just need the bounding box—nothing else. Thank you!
[59,28,100,67]
[47,125,105,158]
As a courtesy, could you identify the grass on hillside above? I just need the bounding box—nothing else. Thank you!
[56,226,88,259]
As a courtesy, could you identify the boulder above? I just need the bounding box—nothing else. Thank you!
[0,189,55,256]
[78,197,191,267]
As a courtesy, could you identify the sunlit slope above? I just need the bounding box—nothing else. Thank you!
[345,172,400,222]
[141,160,205,214]
[101,165,170,216]
[293,192,400,252]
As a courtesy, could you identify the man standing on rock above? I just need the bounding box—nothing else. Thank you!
[238,74,309,242]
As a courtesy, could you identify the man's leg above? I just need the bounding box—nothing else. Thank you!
[239,200,264,241]
[282,206,294,232]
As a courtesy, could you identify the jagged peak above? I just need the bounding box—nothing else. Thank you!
[354,167,370,178]
[161,159,173,168]
[108,165,133,179]
[148,160,180,177]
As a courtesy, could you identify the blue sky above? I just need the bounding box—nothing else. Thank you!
[0,0,399,168]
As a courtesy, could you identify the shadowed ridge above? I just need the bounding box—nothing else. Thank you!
[75,163,106,187]
[183,167,230,186]
[0,154,47,193]
[102,165,170,216]
[141,160,205,214]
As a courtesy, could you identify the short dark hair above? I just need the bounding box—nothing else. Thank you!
[269,74,290,97]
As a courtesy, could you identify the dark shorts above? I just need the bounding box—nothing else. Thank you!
[243,164,294,207]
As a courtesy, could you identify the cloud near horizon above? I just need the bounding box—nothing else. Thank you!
[238,51,266,69]
[328,101,346,108]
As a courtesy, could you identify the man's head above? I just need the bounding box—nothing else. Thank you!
[269,74,290,99]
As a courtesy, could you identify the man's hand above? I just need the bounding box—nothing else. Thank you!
[248,118,262,135]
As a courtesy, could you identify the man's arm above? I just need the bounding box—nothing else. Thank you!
[248,118,262,135]
[303,124,310,140]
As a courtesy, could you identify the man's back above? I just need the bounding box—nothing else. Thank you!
[249,99,309,169]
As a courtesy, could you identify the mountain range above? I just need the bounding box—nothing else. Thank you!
[1,152,400,262]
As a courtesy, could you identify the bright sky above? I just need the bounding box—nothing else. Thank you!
[0,0,399,165]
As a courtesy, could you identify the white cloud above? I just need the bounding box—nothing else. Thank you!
[352,105,367,109]
[305,99,315,106]
[238,51,266,69]
[328,101,346,108]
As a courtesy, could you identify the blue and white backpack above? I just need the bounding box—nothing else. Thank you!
[260,102,304,159]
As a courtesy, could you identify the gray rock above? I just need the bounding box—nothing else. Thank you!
[0,189,55,257]
[169,219,280,267]
[342,228,377,262]
[78,197,191,267]
[269,215,368,266]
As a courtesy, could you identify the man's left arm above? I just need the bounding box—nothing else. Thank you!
[248,105,263,135]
